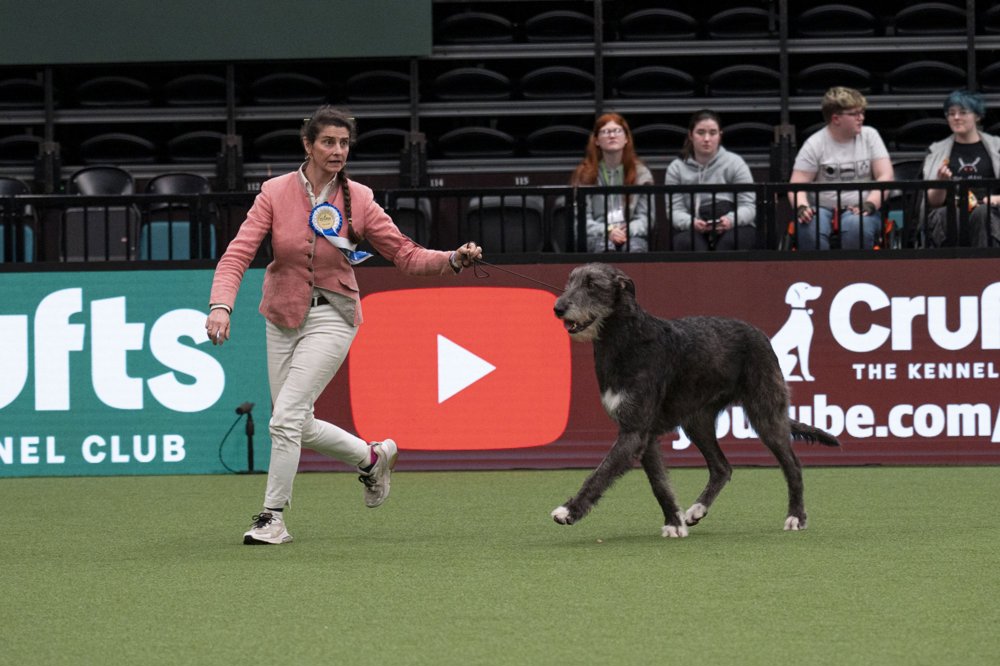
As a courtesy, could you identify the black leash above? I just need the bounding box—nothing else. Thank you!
[472,259,565,293]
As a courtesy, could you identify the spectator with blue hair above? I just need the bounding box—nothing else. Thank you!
[921,89,1000,247]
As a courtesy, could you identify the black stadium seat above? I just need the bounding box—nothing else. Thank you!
[436,11,514,44]
[352,128,410,160]
[346,70,411,103]
[719,122,774,153]
[465,195,545,253]
[707,7,776,39]
[707,65,781,97]
[618,9,697,40]
[613,66,696,98]
[631,123,688,156]
[79,132,157,164]
[252,129,304,162]
[795,63,873,96]
[0,77,46,108]
[884,61,965,94]
[63,166,138,261]
[891,118,950,151]
[524,10,593,43]
[76,75,151,107]
[519,66,594,100]
[0,134,43,165]
[525,125,591,157]
[163,73,228,106]
[437,127,516,158]
[432,67,511,101]
[892,3,967,36]
[167,130,225,163]
[250,73,327,105]
[795,4,877,37]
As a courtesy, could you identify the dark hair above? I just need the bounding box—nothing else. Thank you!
[681,109,722,161]
[943,89,986,118]
[301,105,356,144]
[302,106,361,244]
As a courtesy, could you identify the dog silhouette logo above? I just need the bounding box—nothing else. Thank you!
[771,282,823,382]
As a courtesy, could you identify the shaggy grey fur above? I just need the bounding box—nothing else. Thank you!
[551,263,839,536]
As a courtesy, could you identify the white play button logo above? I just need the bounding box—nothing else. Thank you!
[437,334,496,403]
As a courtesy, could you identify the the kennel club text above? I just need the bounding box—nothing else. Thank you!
[0,434,186,465]
[852,362,999,380]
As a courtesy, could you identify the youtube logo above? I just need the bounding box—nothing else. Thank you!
[349,287,571,450]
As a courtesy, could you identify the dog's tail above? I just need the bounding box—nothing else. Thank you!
[790,420,840,447]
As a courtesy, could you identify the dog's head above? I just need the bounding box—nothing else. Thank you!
[784,281,823,308]
[553,263,635,342]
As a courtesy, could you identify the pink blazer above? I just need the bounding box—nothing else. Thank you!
[210,171,454,328]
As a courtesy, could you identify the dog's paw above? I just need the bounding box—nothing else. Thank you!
[551,506,574,525]
[684,503,708,526]
[783,515,808,531]
[661,522,689,538]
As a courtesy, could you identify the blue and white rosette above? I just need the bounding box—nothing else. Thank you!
[308,202,373,265]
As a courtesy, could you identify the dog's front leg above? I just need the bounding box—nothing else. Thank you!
[639,441,688,538]
[552,431,645,525]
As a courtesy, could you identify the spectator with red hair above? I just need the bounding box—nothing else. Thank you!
[571,113,654,252]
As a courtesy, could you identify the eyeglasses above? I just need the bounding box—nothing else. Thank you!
[837,110,865,118]
[598,128,625,137]
[945,109,974,118]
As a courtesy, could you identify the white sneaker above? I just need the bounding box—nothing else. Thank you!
[358,439,398,508]
[242,511,293,545]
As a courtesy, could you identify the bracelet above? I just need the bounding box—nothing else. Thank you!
[862,201,877,216]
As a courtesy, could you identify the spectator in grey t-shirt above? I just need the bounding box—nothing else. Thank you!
[789,87,894,250]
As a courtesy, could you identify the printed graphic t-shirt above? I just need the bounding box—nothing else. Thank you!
[793,125,890,209]
[948,140,996,199]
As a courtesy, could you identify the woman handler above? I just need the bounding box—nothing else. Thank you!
[206,106,482,544]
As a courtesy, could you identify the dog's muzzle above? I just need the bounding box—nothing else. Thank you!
[554,306,594,335]
[562,318,594,335]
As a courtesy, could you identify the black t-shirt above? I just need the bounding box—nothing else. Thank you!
[948,140,996,198]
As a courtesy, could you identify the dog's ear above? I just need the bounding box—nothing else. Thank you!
[617,274,636,297]
[785,282,804,306]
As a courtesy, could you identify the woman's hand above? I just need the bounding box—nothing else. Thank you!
[453,241,482,268]
[693,218,711,233]
[206,309,231,346]
[609,226,628,246]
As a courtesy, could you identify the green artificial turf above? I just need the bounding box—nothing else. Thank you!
[2,467,998,665]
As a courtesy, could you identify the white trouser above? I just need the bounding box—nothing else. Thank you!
[263,297,368,509]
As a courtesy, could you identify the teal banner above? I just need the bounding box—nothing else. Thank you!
[0,269,271,477]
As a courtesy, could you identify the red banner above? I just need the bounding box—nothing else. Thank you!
[307,258,1000,470]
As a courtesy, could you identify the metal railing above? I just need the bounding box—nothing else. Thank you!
[2,180,1000,265]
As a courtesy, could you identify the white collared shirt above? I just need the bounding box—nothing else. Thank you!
[298,162,338,207]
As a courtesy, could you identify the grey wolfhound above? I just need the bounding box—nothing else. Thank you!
[551,263,839,537]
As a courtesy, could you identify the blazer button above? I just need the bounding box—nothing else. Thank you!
[308,281,313,287]
[307,237,314,244]
[307,266,314,272]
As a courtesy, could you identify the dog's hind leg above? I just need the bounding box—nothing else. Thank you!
[742,351,809,531]
[551,431,645,526]
[638,438,688,538]
[747,405,808,530]
[681,412,733,527]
